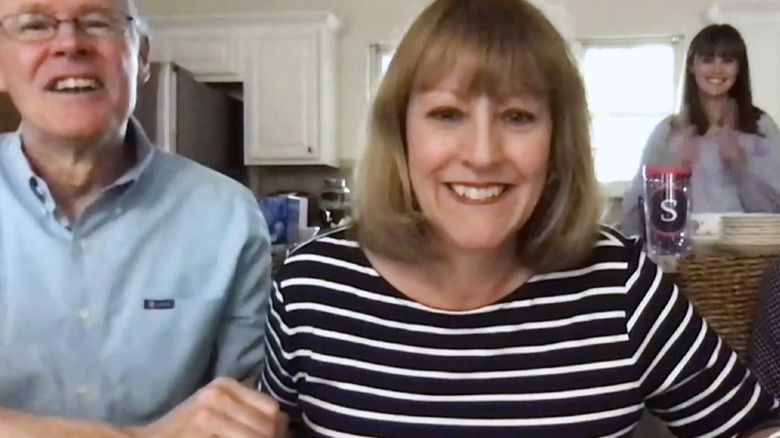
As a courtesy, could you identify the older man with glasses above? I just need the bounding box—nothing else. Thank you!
[0,0,285,437]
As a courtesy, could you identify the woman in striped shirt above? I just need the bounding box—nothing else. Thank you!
[260,0,780,436]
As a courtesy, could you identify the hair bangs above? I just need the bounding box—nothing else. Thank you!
[689,25,746,60]
[411,5,551,100]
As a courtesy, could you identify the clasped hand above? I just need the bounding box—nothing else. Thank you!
[127,377,286,438]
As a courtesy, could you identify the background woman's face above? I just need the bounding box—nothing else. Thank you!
[690,54,739,99]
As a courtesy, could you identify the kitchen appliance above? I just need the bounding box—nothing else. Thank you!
[0,92,20,133]
[134,62,247,185]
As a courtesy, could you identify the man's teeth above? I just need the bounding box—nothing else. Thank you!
[449,184,505,200]
[54,78,100,92]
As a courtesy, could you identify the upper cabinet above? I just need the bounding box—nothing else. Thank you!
[148,13,341,167]
[155,30,244,82]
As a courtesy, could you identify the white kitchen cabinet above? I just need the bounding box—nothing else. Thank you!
[147,13,341,166]
[152,30,244,82]
[244,23,339,166]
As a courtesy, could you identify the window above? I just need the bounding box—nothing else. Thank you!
[368,44,395,99]
[367,39,682,196]
[581,38,682,195]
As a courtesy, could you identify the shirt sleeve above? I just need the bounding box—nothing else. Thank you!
[750,258,780,400]
[260,278,300,417]
[624,242,778,437]
[730,115,780,213]
[618,117,674,237]
[211,196,274,381]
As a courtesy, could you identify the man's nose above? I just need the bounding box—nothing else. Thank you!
[49,22,93,58]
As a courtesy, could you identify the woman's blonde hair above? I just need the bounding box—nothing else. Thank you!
[353,0,602,273]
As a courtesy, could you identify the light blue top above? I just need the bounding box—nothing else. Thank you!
[619,113,780,235]
[0,120,272,426]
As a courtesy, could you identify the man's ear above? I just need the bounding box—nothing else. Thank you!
[139,35,151,84]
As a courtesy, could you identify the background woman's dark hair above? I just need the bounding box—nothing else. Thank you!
[682,23,763,135]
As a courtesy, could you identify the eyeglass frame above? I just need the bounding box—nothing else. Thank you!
[0,10,137,42]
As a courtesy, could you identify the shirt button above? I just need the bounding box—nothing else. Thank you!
[78,309,91,323]
[115,207,123,216]
[76,386,90,397]
[79,239,90,252]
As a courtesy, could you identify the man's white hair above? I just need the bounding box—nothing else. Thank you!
[128,0,149,37]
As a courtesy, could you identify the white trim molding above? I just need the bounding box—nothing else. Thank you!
[527,0,577,42]
[148,12,342,34]
[706,1,780,26]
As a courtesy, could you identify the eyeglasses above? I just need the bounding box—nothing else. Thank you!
[0,11,135,42]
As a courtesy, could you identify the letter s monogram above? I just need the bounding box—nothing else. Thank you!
[660,199,678,222]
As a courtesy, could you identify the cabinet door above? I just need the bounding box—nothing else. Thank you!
[245,30,320,164]
[154,30,243,82]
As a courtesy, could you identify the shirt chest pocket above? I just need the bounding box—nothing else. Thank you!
[106,297,224,423]
[115,296,224,366]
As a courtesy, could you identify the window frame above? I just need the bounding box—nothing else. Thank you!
[367,43,396,101]
[578,36,684,198]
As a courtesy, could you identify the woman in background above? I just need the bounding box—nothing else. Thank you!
[620,24,780,236]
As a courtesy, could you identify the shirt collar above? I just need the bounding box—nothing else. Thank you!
[5,116,157,201]
[112,117,155,188]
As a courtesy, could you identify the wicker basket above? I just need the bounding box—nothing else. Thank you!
[674,254,776,360]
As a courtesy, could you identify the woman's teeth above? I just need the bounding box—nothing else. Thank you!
[448,184,506,200]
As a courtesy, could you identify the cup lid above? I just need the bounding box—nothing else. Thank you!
[643,165,692,178]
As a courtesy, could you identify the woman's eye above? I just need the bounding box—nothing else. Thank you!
[502,110,536,125]
[428,108,463,122]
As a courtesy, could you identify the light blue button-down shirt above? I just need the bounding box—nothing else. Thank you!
[0,121,272,425]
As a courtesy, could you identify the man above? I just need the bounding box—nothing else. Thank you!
[0,0,286,436]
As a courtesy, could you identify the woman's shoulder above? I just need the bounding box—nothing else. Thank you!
[644,115,677,148]
[549,225,644,280]
[527,226,643,288]
[756,110,780,135]
[283,225,363,262]
[277,225,375,282]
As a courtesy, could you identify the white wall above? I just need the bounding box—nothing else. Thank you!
[135,0,717,161]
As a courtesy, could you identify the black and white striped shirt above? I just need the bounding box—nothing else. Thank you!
[261,227,778,437]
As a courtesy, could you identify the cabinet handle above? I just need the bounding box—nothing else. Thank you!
[307,146,313,154]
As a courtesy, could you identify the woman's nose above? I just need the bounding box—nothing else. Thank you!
[462,100,504,167]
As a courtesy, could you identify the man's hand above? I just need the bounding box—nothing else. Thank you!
[129,377,287,438]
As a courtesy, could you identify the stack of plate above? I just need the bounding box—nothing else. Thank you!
[718,213,780,255]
